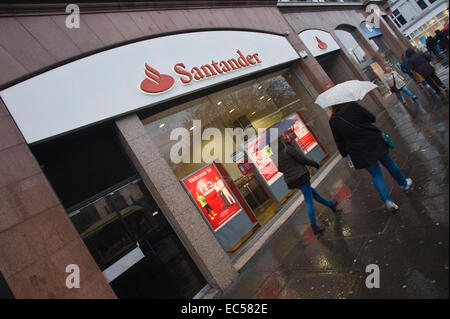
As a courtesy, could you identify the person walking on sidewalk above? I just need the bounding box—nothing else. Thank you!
[328,102,413,212]
[406,48,448,96]
[401,55,433,97]
[277,135,338,235]
[383,66,426,115]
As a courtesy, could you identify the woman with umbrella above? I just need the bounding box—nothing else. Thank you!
[316,80,413,212]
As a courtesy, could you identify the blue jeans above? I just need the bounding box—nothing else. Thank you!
[299,181,332,226]
[395,86,415,103]
[365,153,407,203]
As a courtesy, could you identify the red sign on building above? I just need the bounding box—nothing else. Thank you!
[182,164,242,231]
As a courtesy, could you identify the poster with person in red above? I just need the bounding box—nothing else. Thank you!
[181,163,242,231]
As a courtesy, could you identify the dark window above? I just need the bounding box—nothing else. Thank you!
[397,15,408,25]
[417,0,428,10]
[392,16,402,28]
[31,122,136,211]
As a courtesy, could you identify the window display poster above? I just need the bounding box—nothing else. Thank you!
[245,141,279,182]
[287,114,318,153]
[182,164,242,231]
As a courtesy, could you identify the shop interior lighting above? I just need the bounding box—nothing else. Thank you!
[159,123,165,128]
[258,85,262,90]
[229,108,235,113]
[190,126,196,130]
[217,101,222,105]
[259,96,265,100]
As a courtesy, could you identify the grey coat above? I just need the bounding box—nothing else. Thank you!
[277,142,319,188]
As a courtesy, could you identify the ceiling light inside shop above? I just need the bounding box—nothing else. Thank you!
[159,123,165,128]
[258,85,262,90]
[229,108,235,113]
[190,126,196,130]
[217,101,222,105]
[259,96,265,100]
[267,98,272,102]
[251,112,256,115]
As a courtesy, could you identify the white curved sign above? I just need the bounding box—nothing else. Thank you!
[0,31,299,144]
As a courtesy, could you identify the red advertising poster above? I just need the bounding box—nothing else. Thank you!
[245,141,279,182]
[287,114,318,153]
[182,164,242,231]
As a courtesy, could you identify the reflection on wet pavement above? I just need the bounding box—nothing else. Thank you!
[220,66,449,299]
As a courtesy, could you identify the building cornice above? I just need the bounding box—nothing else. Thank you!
[0,1,277,17]
[277,0,383,9]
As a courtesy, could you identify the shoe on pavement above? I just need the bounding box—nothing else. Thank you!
[329,200,338,213]
[401,178,413,191]
[385,200,399,212]
[312,224,326,235]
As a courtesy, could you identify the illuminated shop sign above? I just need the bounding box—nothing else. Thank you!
[1,31,299,144]
[140,50,261,94]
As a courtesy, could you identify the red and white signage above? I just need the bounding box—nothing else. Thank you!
[245,141,279,183]
[1,31,299,144]
[140,50,262,94]
[287,113,318,153]
[182,163,242,232]
[298,29,340,57]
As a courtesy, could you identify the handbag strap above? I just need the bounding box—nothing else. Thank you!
[337,116,364,130]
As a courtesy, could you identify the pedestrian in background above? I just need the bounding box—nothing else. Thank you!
[328,102,413,212]
[400,54,432,97]
[426,36,439,58]
[435,29,449,52]
[383,66,426,115]
[277,135,338,236]
[406,48,448,96]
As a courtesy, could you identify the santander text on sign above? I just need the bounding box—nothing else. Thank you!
[173,50,261,85]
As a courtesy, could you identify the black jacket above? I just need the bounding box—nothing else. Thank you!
[406,48,434,78]
[277,142,319,188]
[329,103,388,169]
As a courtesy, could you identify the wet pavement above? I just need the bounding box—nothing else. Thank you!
[219,62,449,299]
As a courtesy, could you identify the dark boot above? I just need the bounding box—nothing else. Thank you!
[312,224,326,235]
[329,200,338,213]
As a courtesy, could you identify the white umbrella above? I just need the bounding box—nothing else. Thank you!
[315,80,378,108]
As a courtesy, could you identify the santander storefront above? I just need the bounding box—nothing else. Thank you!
[0,29,331,298]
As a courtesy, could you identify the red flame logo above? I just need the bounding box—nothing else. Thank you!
[140,64,175,94]
[315,36,328,50]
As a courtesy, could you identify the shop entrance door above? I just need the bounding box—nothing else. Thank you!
[70,179,206,299]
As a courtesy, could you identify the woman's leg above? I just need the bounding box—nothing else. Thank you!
[400,86,416,99]
[395,91,405,103]
[366,161,393,203]
[379,153,408,188]
[311,188,332,207]
[299,182,317,226]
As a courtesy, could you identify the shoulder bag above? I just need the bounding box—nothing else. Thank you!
[389,74,398,93]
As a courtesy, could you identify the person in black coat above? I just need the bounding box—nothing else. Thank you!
[329,102,412,212]
[406,48,447,95]
[277,135,337,235]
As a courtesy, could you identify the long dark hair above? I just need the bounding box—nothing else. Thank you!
[331,102,354,118]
